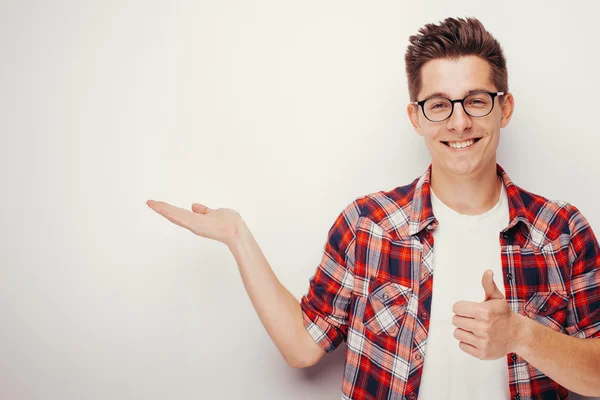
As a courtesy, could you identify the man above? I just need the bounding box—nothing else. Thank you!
[146,16,600,400]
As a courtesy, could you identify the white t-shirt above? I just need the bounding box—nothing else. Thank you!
[418,178,510,400]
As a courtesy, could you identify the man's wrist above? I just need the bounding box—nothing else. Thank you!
[512,312,535,356]
[226,217,250,252]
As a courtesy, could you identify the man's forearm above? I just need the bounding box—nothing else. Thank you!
[513,313,600,396]
[227,219,321,367]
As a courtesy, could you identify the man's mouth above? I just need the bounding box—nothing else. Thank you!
[441,137,482,150]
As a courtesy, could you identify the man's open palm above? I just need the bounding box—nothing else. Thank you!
[146,200,242,246]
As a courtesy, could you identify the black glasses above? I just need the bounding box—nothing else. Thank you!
[409,91,505,122]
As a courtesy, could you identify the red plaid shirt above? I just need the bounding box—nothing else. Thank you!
[300,163,600,400]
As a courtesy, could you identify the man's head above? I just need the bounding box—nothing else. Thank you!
[405,17,514,178]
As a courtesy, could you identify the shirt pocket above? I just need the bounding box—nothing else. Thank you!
[523,290,569,332]
[363,279,411,337]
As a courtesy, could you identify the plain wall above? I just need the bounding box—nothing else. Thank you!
[1,0,599,399]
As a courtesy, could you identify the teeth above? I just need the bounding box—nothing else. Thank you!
[448,139,475,149]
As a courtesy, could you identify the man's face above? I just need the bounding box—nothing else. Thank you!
[407,55,514,178]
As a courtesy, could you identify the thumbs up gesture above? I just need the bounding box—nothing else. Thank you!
[482,269,505,302]
[451,270,524,360]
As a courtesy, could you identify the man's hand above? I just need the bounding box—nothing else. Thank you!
[146,200,244,248]
[451,269,523,360]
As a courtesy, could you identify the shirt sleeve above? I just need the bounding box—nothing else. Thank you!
[564,204,600,339]
[299,199,361,353]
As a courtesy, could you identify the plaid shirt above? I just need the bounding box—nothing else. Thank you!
[300,163,600,400]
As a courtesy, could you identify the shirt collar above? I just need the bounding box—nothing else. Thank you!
[407,163,532,237]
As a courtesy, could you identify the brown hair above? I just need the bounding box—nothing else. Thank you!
[404,16,508,102]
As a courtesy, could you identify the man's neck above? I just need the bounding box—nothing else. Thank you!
[430,161,502,216]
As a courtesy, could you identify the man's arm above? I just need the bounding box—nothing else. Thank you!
[513,314,600,396]
[228,198,360,368]
[228,219,326,368]
[514,204,600,396]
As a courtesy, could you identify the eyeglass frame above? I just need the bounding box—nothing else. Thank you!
[409,91,505,122]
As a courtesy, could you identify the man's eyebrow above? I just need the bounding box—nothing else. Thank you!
[421,88,494,100]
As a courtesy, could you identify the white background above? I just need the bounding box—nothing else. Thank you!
[1,0,599,399]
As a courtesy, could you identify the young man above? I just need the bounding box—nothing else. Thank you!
[147,17,600,400]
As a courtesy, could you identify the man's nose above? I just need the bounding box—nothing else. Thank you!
[447,102,471,131]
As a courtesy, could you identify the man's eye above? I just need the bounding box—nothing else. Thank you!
[431,103,448,109]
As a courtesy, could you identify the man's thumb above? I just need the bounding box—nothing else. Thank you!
[192,203,212,214]
[482,270,504,301]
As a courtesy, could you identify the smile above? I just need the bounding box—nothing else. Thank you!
[441,137,482,150]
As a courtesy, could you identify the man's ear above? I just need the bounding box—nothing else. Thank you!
[499,93,515,128]
[407,104,424,137]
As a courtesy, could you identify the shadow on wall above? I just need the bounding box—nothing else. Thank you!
[297,343,600,400]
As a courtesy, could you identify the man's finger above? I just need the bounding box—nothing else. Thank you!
[482,270,504,301]
[191,203,212,214]
[453,327,479,347]
[458,341,478,358]
[148,200,197,231]
[452,301,482,318]
[452,315,479,334]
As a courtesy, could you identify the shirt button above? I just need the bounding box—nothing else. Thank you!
[421,312,429,320]
[502,233,509,239]
[507,273,513,281]
[511,353,517,361]
[382,294,389,300]
[408,393,416,400]
[514,393,520,400]
[427,225,434,230]
[415,354,421,360]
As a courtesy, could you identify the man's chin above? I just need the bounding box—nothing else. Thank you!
[441,160,482,177]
